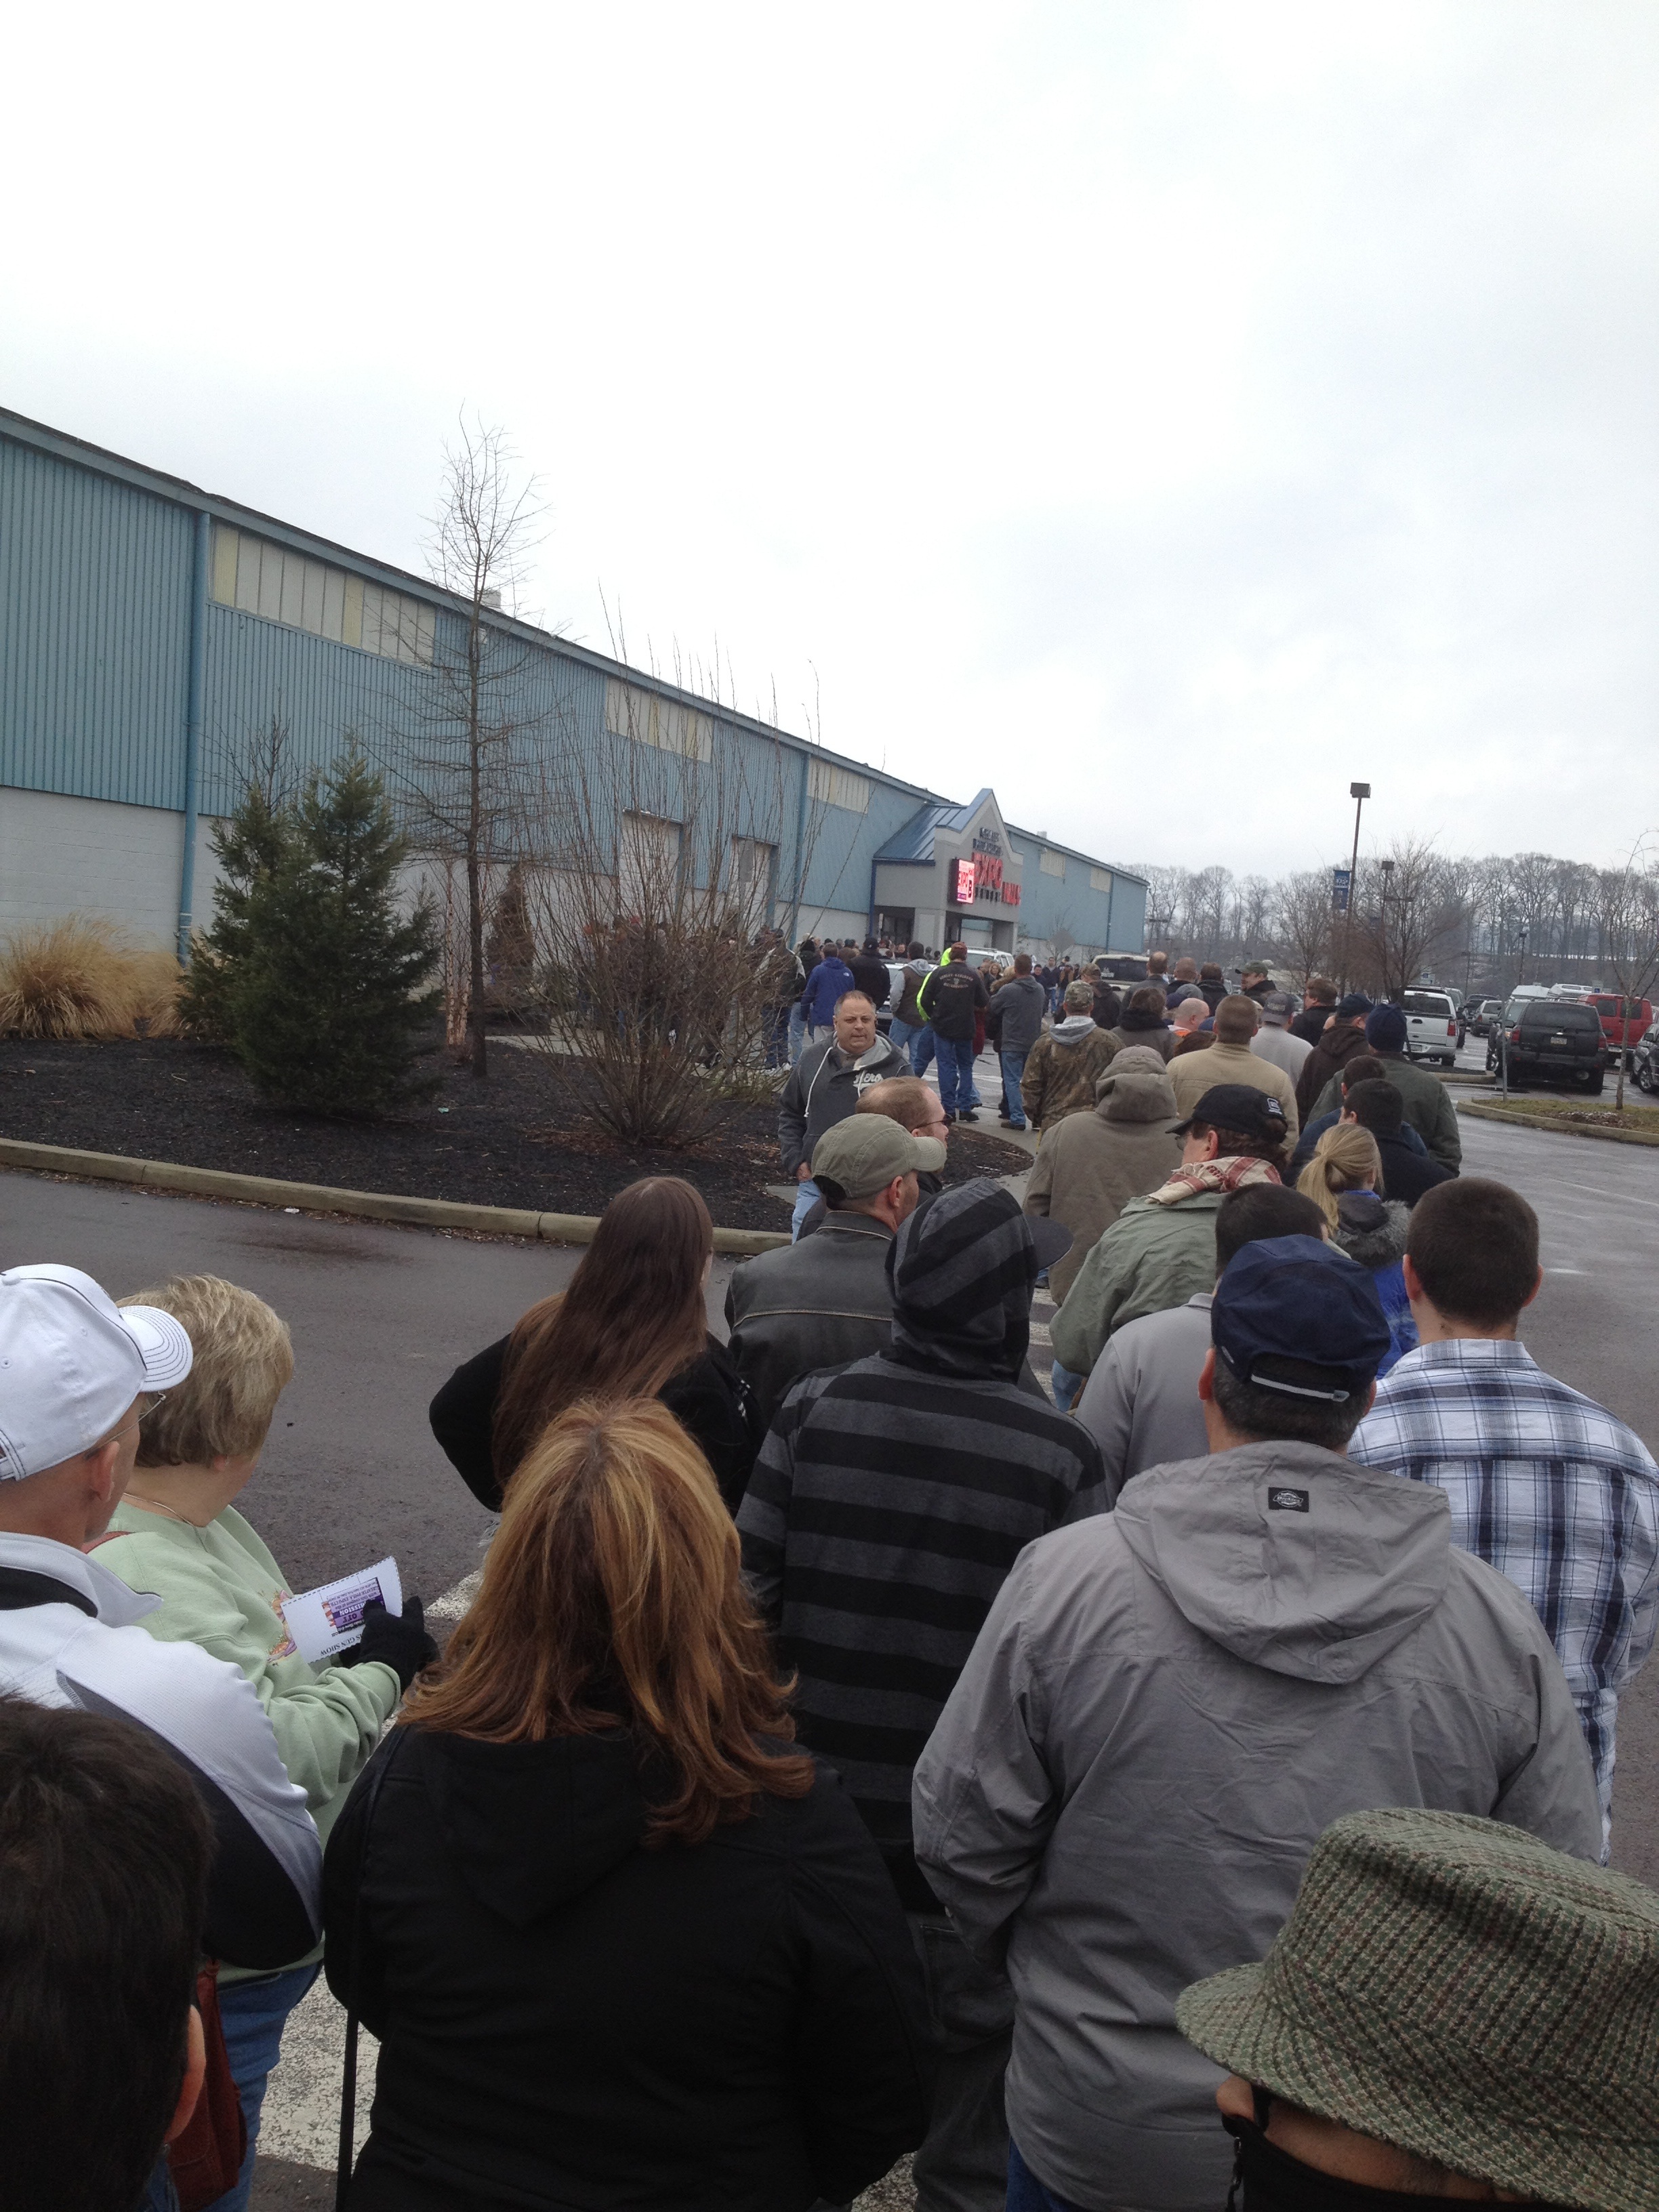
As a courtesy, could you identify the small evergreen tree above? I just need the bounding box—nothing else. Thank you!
[180,781,298,1042]
[230,750,442,1115]
[484,861,537,1012]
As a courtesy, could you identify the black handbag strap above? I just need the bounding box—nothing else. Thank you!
[335,1730,406,2212]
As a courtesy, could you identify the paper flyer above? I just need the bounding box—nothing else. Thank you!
[279,1556,403,1664]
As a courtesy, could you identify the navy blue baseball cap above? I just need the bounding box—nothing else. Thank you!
[1211,1234,1393,1403]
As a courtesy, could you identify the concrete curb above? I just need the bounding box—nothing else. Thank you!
[1456,1101,1659,1149]
[0,1138,792,1254]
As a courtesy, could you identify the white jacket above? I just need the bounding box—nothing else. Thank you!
[0,1532,323,1967]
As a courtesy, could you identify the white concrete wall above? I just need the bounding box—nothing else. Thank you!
[796,907,870,947]
[0,789,224,949]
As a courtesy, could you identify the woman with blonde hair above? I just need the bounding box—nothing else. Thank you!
[1296,1124,1416,1373]
[325,1399,932,2212]
[430,1175,761,1513]
[98,1273,434,2212]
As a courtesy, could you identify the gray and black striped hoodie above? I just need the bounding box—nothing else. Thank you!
[737,1179,1111,1910]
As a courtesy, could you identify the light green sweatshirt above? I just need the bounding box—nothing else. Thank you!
[98,1500,401,1975]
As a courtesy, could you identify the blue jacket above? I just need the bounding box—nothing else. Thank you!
[801,955,855,1027]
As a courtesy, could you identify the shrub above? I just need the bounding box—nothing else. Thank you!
[128,951,186,1038]
[0,918,161,1039]
[180,785,298,1043]
[228,750,443,1115]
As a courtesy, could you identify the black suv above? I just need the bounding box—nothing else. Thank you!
[1488,1000,1607,1092]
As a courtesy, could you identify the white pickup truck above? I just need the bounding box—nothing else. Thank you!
[1399,989,1460,1068]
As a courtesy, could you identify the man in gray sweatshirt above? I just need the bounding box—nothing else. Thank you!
[914,1235,1601,2212]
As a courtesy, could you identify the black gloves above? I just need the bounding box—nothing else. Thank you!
[343,1597,437,1691]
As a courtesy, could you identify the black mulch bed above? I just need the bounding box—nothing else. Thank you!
[0,1036,1027,1232]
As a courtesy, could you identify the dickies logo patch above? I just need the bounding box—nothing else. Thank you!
[1268,1488,1310,1513]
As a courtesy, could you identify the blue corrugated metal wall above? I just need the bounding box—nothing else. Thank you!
[1,413,1145,945]
[1,439,194,808]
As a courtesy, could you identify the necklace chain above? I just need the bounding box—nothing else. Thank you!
[125,1493,199,1525]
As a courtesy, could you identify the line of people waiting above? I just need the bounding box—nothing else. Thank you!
[4,969,1659,2209]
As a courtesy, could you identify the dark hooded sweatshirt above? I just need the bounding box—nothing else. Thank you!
[737,1179,1111,1909]
[324,1727,933,2212]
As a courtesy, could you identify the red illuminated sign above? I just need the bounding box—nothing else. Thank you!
[949,855,1021,906]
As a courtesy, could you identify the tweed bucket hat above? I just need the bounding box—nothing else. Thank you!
[1176,1807,1659,2212]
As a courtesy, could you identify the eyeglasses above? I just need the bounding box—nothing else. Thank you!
[100,1393,170,1451]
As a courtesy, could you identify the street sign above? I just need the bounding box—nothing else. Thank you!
[1332,867,1352,914]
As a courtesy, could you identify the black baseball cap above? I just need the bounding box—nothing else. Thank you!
[1171,1085,1289,1143]
[1212,1234,1393,1403]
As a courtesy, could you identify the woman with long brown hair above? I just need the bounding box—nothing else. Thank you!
[430,1175,762,1512]
[324,1399,932,2212]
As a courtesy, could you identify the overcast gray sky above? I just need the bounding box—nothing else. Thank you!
[4,3,1654,874]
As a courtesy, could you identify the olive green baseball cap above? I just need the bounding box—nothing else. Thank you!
[811,1113,947,1198]
[1177,1807,1659,2212]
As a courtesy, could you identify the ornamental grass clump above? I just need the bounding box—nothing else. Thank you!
[0,916,180,1039]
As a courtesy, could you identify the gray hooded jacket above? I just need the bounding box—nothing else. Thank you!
[913,1442,1601,2212]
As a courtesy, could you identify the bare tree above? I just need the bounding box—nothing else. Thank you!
[1347,838,1465,998]
[512,691,821,1147]
[1273,868,1338,987]
[388,418,550,1078]
[1591,844,1659,1107]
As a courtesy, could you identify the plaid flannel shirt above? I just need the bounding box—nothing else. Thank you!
[1351,1338,1659,1845]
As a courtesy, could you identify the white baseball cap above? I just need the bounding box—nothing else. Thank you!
[0,1264,194,1482]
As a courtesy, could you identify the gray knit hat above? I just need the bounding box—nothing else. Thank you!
[1177,1808,1659,2211]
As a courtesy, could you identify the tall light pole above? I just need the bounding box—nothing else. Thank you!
[1340,781,1370,992]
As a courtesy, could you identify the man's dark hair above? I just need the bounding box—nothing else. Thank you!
[1214,1184,1327,1273]
[1191,1120,1287,1174]
[1306,975,1338,1005]
[0,1697,211,2212]
[1212,1355,1372,1452]
[1408,1179,1540,1328]
[1345,1078,1404,1138]
[1340,1053,1387,1094]
[906,939,924,958]
[1126,985,1167,1016]
[1014,952,1032,974]
[1200,962,1224,982]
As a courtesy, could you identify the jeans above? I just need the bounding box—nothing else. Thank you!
[907,1914,1015,2212]
[888,1015,924,1065]
[791,1177,821,1241]
[999,1048,1029,1126]
[788,1003,808,1065]
[213,1963,321,2211]
[1006,2139,1088,2212]
[911,1023,937,1078]
[936,1036,977,1118]
[765,1005,792,1069]
[140,2158,182,2211]
[1050,1359,1085,1414]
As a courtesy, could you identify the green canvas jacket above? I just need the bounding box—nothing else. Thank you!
[1050,1187,1224,1377]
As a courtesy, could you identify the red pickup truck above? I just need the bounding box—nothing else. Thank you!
[1582,994,1654,1061]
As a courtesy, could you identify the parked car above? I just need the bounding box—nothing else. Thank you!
[1633,1023,1659,1094]
[1581,993,1654,1065]
[1465,998,1505,1039]
[1488,1000,1608,1092]
[1399,989,1460,1069]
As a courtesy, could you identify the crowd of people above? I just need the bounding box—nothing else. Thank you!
[3,944,1659,2212]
